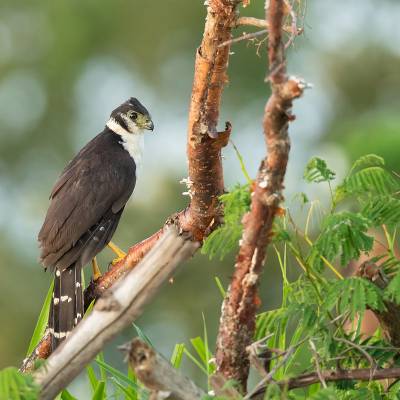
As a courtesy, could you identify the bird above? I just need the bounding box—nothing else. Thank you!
[38,97,154,350]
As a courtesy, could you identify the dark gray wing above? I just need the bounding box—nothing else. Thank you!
[38,149,136,270]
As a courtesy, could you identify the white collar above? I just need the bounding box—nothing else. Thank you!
[106,118,144,169]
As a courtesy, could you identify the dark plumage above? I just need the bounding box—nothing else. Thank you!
[38,98,153,349]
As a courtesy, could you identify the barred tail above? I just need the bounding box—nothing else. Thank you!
[49,264,83,350]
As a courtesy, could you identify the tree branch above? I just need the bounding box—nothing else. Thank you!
[357,260,400,347]
[33,227,199,400]
[21,0,238,376]
[215,0,305,391]
[122,338,206,400]
[251,366,400,396]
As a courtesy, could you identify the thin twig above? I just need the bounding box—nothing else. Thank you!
[283,0,298,49]
[219,30,267,48]
[235,16,300,34]
[245,347,295,399]
[251,366,400,397]
[334,337,377,380]
[309,339,327,388]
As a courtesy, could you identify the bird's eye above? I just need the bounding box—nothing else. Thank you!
[130,112,138,121]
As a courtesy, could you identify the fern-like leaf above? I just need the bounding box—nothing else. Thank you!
[304,157,336,183]
[325,277,385,320]
[361,196,400,227]
[202,184,250,260]
[384,271,400,304]
[339,167,398,197]
[310,212,373,269]
[0,367,39,400]
[349,154,385,173]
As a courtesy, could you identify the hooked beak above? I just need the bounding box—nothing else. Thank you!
[145,120,154,131]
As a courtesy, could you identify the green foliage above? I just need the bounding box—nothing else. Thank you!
[60,389,78,400]
[0,367,39,400]
[304,157,336,183]
[306,388,338,400]
[361,196,400,227]
[202,184,251,260]
[341,166,398,196]
[384,270,400,304]
[325,277,385,319]
[16,153,400,400]
[335,154,399,203]
[310,212,374,268]
[349,154,385,172]
[170,343,185,368]
[92,381,106,400]
[96,359,143,398]
[26,280,54,356]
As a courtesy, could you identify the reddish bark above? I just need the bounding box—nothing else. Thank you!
[215,0,305,391]
[21,0,238,372]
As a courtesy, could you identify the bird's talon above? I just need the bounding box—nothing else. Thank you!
[92,257,102,280]
[111,256,125,266]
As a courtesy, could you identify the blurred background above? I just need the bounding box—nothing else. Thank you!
[0,0,399,395]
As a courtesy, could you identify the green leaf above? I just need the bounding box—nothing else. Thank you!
[95,353,107,383]
[350,154,385,173]
[27,280,54,356]
[385,270,400,304]
[110,378,139,400]
[190,337,208,368]
[0,367,40,400]
[133,323,153,347]
[310,212,374,268]
[202,184,250,260]
[255,308,286,340]
[91,381,105,400]
[183,348,208,375]
[214,276,226,298]
[61,389,77,400]
[325,277,385,320]
[304,157,336,183]
[86,364,99,393]
[170,343,185,369]
[361,196,400,227]
[307,388,338,400]
[340,167,398,196]
[95,360,139,390]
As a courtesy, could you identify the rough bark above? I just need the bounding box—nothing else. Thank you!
[357,260,400,347]
[33,228,199,400]
[215,0,305,391]
[22,0,238,373]
[123,338,206,400]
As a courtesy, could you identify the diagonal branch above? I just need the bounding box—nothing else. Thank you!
[215,0,305,391]
[21,0,239,374]
[33,227,199,400]
[251,366,400,397]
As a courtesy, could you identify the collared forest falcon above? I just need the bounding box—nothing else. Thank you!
[38,98,154,349]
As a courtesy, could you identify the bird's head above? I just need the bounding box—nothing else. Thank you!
[107,97,154,135]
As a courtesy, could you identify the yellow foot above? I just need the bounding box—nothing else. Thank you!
[108,241,127,265]
[91,257,102,280]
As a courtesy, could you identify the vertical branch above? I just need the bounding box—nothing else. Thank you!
[180,0,239,239]
[215,0,306,391]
